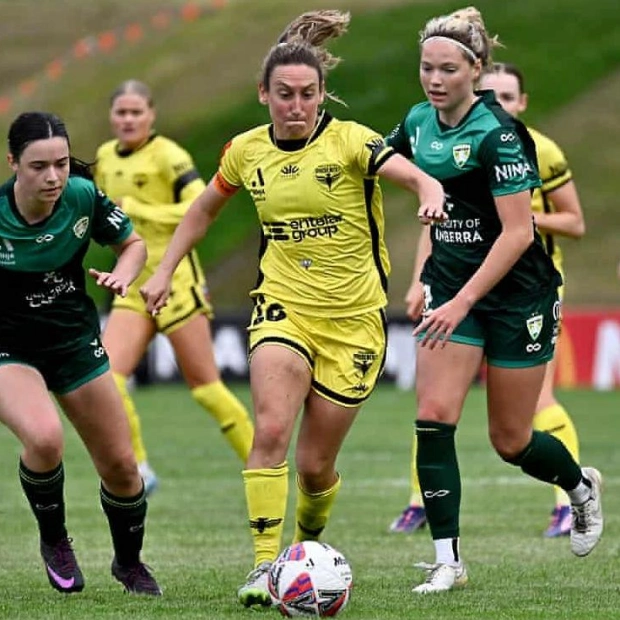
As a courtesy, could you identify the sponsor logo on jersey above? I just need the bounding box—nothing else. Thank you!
[0,237,15,265]
[526,314,543,341]
[263,214,344,243]
[314,164,342,190]
[73,216,89,239]
[173,161,192,175]
[249,168,266,202]
[106,207,125,230]
[453,144,471,168]
[494,161,534,182]
[430,140,443,150]
[36,234,55,244]
[280,163,300,178]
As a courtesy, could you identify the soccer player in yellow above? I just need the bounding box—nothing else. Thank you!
[140,10,446,609]
[389,61,586,540]
[95,80,254,494]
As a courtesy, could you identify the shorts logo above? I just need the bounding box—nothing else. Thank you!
[73,216,89,239]
[526,314,543,341]
[453,144,471,168]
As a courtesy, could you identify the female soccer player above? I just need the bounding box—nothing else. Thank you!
[385,7,602,593]
[0,112,160,595]
[390,62,586,539]
[95,81,254,494]
[140,10,446,608]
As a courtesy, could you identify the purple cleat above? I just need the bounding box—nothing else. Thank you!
[40,537,85,593]
[389,504,427,533]
[544,505,571,538]
[112,557,162,595]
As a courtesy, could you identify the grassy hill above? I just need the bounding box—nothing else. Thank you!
[2,0,620,310]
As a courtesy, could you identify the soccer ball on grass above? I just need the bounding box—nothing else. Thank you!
[268,541,353,617]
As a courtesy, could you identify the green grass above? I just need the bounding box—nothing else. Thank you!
[0,384,617,618]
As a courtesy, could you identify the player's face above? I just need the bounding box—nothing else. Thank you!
[420,39,480,122]
[480,72,527,118]
[109,93,155,150]
[260,64,325,140]
[8,137,70,209]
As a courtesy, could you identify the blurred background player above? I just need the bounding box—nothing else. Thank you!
[140,9,446,608]
[95,80,254,494]
[389,61,586,539]
[0,111,160,595]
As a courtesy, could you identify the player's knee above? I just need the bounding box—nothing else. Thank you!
[24,421,64,466]
[489,428,530,462]
[98,452,140,493]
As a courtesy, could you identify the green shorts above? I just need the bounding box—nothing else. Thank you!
[421,282,560,368]
[0,334,110,394]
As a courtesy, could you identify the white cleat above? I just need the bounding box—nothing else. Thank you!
[571,467,603,557]
[237,561,273,608]
[138,462,159,497]
[412,562,468,593]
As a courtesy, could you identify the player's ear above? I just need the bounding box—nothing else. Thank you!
[258,83,268,106]
[7,153,16,171]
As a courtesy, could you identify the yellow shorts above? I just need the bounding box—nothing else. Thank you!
[113,252,214,335]
[248,294,387,407]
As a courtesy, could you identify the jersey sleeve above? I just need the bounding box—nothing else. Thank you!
[384,113,413,159]
[159,141,205,203]
[478,125,541,197]
[350,123,396,176]
[91,185,133,246]
[537,136,572,194]
[214,138,243,196]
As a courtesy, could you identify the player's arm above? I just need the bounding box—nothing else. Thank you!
[533,180,585,239]
[140,178,232,314]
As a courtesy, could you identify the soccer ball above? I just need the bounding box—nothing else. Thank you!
[268,541,353,617]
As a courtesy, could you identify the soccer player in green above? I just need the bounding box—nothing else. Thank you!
[0,112,161,595]
[385,7,603,593]
[140,10,446,609]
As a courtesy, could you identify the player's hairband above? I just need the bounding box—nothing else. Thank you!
[422,36,478,61]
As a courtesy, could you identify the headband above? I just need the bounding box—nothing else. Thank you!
[422,36,478,61]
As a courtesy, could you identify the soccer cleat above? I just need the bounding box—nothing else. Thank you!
[138,462,159,497]
[40,537,85,593]
[111,558,162,595]
[412,562,468,593]
[544,505,571,538]
[389,504,427,533]
[570,467,604,557]
[237,561,273,608]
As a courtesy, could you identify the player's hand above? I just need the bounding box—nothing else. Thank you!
[418,202,448,225]
[88,268,130,297]
[405,281,425,322]
[413,296,470,350]
[140,271,172,316]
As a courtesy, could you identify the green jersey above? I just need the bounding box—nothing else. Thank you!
[0,175,133,353]
[387,90,561,308]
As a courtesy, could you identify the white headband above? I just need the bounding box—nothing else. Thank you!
[423,36,478,61]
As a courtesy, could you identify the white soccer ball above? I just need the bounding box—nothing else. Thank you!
[268,541,353,617]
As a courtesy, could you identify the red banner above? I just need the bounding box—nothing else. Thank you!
[557,309,620,389]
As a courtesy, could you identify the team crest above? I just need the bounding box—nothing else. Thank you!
[526,314,543,341]
[452,144,471,168]
[314,164,342,191]
[73,216,89,239]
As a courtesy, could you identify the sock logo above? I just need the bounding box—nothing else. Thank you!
[35,503,59,511]
[423,490,450,499]
[249,517,283,534]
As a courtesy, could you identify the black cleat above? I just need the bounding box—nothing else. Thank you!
[111,557,162,595]
[40,537,85,593]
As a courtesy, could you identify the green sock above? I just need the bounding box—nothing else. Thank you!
[416,420,461,539]
[506,430,582,490]
[19,459,67,545]
[100,484,147,566]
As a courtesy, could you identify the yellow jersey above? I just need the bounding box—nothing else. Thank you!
[528,126,573,275]
[214,112,395,318]
[95,134,206,270]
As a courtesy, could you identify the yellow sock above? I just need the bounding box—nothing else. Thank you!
[410,430,423,506]
[113,372,148,464]
[191,381,254,462]
[533,403,580,506]
[243,463,288,566]
[293,474,341,544]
